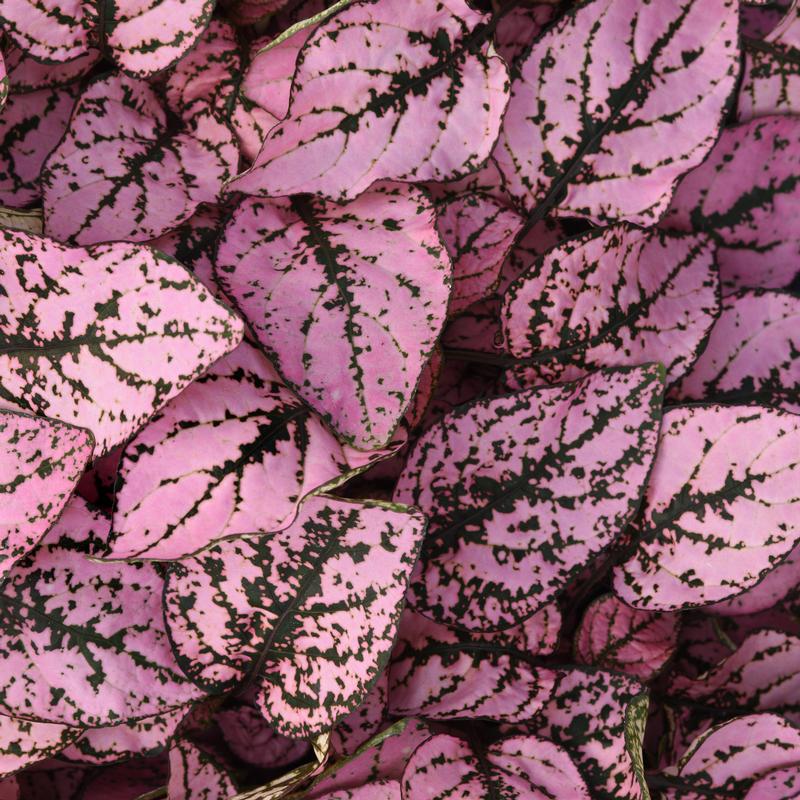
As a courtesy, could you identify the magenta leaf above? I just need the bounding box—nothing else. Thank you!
[4,44,100,94]
[739,4,800,120]
[313,783,400,800]
[0,717,79,777]
[0,229,243,456]
[108,341,401,560]
[673,289,800,413]
[496,217,570,295]
[0,497,203,727]
[80,755,167,800]
[494,4,557,72]
[168,739,238,800]
[661,115,800,290]
[227,0,509,201]
[494,0,740,226]
[395,364,664,630]
[614,405,800,611]
[575,594,680,681]
[501,225,719,385]
[215,183,450,450]
[163,495,426,737]
[388,609,559,722]
[0,0,214,77]
[401,733,591,800]
[744,766,800,799]
[0,409,93,576]
[42,74,237,246]
[437,193,523,316]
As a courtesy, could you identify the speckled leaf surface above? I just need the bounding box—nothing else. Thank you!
[164,495,426,737]
[228,0,509,201]
[3,44,100,94]
[401,733,591,800]
[614,405,800,611]
[501,225,719,385]
[395,364,664,630]
[0,717,79,778]
[0,409,93,577]
[331,672,388,756]
[674,289,800,413]
[0,0,215,77]
[42,74,237,245]
[662,115,800,290]
[494,4,557,73]
[744,766,800,799]
[494,0,740,226]
[168,739,238,800]
[0,229,243,456]
[575,594,679,681]
[0,497,203,727]
[109,341,401,560]
[215,183,450,449]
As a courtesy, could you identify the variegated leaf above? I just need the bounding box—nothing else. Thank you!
[501,225,719,385]
[228,0,509,201]
[745,766,800,799]
[493,0,740,226]
[4,44,100,94]
[494,4,558,74]
[164,495,426,737]
[215,183,450,450]
[496,217,570,295]
[330,672,388,756]
[0,409,93,577]
[168,739,238,800]
[42,74,237,245]
[395,364,664,630]
[108,341,400,560]
[401,733,591,800]
[0,229,244,455]
[673,289,800,413]
[0,497,203,727]
[614,405,800,611]
[575,594,680,681]
[662,115,800,290]
[0,0,215,77]
[0,716,79,777]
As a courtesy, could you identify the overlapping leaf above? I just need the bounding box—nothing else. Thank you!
[614,405,800,611]
[228,0,509,201]
[493,0,740,225]
[42,74,237,245]
[168,739,238,800]
[661,115,800,290]
[0,0,215,77]
[401,733,591,800]
[674,289,800,413]
[164,495,426,737]
[3,44,100,94]
[0,497,203,727]
[0,717,79,778]
[0,229,243,455]
[215,182,450,449]
[108,341,401,560]
[395,364,664,630]
[0,409,93,577]
[501,225,719,385]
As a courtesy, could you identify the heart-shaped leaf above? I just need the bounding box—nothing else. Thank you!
[108,341,401,560]
[501,225,719,385]
[0,409,93,577]
[673,289,800,413]
[0,229,244,455]
[395,364,664,630]
[401,733,591,800]
[215,183,450,449]
[227,0,509,201]
[0,497,203,727]
[613,405,800,611]
[437,193,523,315]
[493,0,739,226]
[739,4,800,120]
[0,0,215,77]
[0,717,80,778]
[168,739,238,800]
[42,74,237,246]
[661,115,800,290]
[388,609,559,722]
[575,594,680,681]
[164,495,426,737]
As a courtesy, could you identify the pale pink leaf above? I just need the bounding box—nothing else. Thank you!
[614,405,800,611]
[0,716,79,777]
[4,44,100,93]
[312,782,400,800]
[215,183,450,449]
[745,766,800,799]
[168,739,238,800]
[501,225,719,385]
[228,0,509,201]
[164,495,426,737]
[395,364,664,630]
[494,0,740,226]
[0,229,244,455]
[330,672,388,756]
